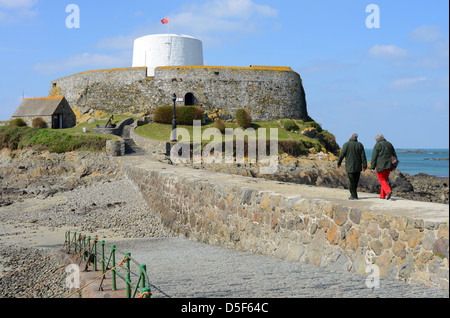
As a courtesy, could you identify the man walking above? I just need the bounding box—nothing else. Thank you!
[371,134,398,200]
[337,133,367,200]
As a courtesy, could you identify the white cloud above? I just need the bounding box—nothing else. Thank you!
[0,0,37,23]
[0,0,37,9]
[368,45,409,59]
[171,0,278,35]
[388,77,430,90]
[95,0,278,50]
[33,53,129,75]
[386,77,448,91]
[411,25,443,42]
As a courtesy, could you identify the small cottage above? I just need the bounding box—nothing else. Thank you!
[12,96,76,129]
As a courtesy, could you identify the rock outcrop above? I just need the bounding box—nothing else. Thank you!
[0,149,122,207]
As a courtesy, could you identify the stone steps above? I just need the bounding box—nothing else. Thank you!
[121,124,147,156]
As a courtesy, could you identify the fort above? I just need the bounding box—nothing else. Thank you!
[49,34,310,122]
[49,65,309,122]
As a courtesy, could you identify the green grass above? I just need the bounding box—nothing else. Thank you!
[0,126,113,153]
[0,115,338,156]
[0,114,140,153]
[134,119,335,156]
[136,120,320,143]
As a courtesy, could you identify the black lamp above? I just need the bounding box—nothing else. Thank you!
[171,93,177,142]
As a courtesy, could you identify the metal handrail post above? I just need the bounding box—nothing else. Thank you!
[73,232,78,254]
[101,240,105,274]
[67,231,71,253]
[93,237,98,271]
[83,236,87,261]
[140,264,147,290]
[141,287,151,299]
[111,245,116,291]
[126,253,131,298]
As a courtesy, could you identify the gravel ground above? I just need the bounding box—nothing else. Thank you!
[0,178,175,239]
[0,246,69,298]
[0,178,175,298]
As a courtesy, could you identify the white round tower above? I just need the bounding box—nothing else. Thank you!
[132,34,204,76]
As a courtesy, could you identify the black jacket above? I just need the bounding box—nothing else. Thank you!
[337,139,367,173]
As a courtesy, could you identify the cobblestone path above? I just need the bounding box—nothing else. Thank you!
[111,237,449,298]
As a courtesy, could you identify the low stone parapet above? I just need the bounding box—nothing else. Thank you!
[106,138,125,157]
[92,118,134,136]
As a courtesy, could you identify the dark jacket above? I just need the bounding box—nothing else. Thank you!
[337,139,367,173]
[371,138,397,172]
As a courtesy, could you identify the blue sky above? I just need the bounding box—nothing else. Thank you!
[0,0,448,149]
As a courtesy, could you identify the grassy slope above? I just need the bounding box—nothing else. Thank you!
[0,126,115,153]
[135,119,338,156]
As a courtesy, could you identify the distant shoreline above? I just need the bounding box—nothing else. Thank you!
[365,148,449,178]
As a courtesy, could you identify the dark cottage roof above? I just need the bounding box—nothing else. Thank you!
[12,96,67,117]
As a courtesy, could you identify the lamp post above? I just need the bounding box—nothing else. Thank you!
[171,93,177,142]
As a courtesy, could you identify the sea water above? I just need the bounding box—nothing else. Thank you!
[364,149,449,177]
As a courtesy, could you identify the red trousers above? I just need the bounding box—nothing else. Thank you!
[377,170,391,199]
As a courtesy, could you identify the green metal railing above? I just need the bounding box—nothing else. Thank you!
[64,231,152,298]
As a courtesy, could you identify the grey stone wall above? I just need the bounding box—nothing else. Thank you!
[50,67,149,115]
[55,99,77,128]
[14,115,52,128]
[50,66,309,121]
[105,139,125,157]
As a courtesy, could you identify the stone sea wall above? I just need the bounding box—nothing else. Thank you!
[122,160,449,289]
[50,66,309,121]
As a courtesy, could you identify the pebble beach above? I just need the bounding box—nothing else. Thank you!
[0,178,176,298]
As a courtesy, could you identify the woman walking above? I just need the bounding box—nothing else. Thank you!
[371,134,398,200]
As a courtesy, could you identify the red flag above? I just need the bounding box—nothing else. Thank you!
[161,17,169,24]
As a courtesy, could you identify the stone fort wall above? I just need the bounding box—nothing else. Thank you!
[49,66,309,121]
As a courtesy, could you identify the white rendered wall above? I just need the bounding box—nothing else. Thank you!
[132,34,204,76]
